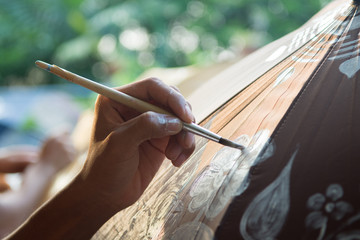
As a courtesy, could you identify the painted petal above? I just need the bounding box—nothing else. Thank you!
[307,193,326,211]
[326,184,343,201]
[305,211,327,229]
[168,222,214,240]
[339,56,360,78]
[332,201,354,221]
[240,149,298,240]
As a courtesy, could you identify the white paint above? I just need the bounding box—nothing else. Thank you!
[333,43,360,54]
[240,148,299,240]
[305,46,323,51]
[326,35,350,45]
[339,56,360,78]
[300,52,318,57]
[305,184,355,239]
[329,48,359,61]
[187,138,245,214]
[292,56,319,63]
[187,130,272,221]
[341,39,359,47]
[273,67,295,87]
[207,131,272,219]
[169,222,214,240]
[348,14,360,31]
[265,46,287,62]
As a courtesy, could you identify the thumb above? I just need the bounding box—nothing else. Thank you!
[122,112,183,144]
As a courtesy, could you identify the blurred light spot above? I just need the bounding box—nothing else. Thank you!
[92,62,109,79]
[250,7,269,31]
[119,27,150,51]
[27,68,46,85]
[163,4,180,18]
[217,49,236,62]
[81,0,108,13]
[98,34,117,58]
[268,0,285,15]
[5,173,22,191]
[0,97,5,119]
[187,1,205,18]
[37,33,53,50]
[150,33,165,49]
[138,52,155,67]
[200,34,218,50]
[209,12,226,28]
[170,25,199,53]
[229,35,246,52]
[56,36,95,62]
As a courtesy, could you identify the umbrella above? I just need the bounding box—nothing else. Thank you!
[92,0,360,239]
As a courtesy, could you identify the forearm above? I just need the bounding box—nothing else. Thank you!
[6,175,116,240]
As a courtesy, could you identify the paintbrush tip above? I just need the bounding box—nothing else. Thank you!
[219,138,245,151]
[35,60,52,71]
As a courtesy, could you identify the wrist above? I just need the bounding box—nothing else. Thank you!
[69,174,119,220]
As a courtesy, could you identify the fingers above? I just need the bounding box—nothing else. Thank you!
[109,112,194,166]
[0,147,38,173]
[39,132,76,171]
[118,78,195,123]
[0,156,36,173]
[116,112,183,144]
[92,79,196,168]
[166,131,195,167]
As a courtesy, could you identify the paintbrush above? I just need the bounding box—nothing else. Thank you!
[35,60,245,150]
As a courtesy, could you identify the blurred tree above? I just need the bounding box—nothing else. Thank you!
[0,0,330,86]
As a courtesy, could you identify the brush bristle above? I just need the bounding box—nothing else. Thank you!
[219,138,245,150]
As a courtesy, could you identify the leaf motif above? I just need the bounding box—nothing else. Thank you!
[240,148,298,240]
[339,56,360,78]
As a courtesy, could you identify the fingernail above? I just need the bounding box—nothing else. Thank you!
[164,116,182,134]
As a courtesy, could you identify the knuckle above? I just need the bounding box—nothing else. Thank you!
[139,112,157,133]
[171,85,181,93]
[141,112,157,126]
[146,77,163,86]
[138,112,166,138]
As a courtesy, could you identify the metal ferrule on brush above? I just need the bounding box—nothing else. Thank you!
[182,122,221,142]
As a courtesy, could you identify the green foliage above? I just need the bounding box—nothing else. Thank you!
[20,115,38,132]
[0,0,330,86]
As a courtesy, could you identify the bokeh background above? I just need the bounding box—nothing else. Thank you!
[0,0,330,146]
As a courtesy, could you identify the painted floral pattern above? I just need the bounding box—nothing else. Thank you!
[305,184,355,240]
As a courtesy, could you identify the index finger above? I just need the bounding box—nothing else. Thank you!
[118,78,195,123]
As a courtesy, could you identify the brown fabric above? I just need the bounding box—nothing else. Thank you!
[216,3,360,239]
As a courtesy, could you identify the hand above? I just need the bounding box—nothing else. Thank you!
[80,78,196,212]
[38,132,76,174]
[0,147,38,173]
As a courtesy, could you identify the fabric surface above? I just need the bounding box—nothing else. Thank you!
[92,0,360,239]
[216,2,360,239]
